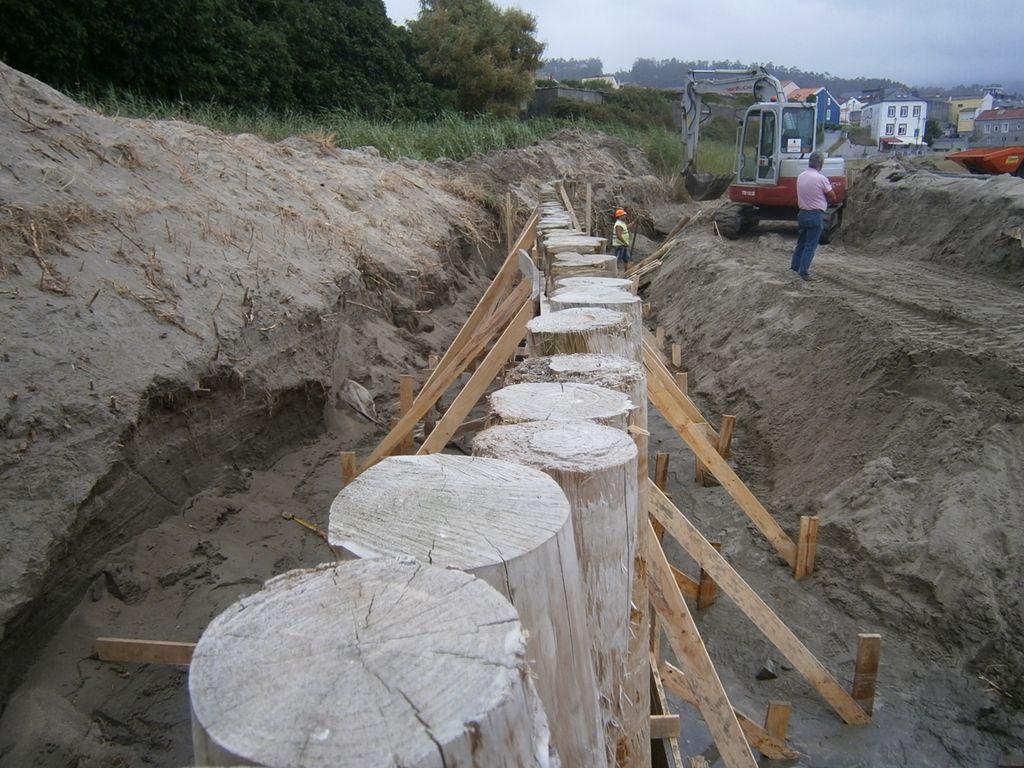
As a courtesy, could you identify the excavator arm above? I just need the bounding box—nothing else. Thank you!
[682,67,786,200]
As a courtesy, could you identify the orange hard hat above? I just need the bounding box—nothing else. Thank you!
[615,208,626,217]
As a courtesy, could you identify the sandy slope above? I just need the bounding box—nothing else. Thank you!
[648,163,1024,765]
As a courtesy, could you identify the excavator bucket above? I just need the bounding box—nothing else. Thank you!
[684,169,733,201]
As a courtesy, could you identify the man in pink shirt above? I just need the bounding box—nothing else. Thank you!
[790,152,837,280]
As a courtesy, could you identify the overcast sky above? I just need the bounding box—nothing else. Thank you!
[384,0,1022,88]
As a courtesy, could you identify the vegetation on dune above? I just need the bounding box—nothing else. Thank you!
[1,0,738,180]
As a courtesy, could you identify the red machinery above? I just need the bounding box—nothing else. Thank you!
[946,146,1024,177]
[682,68,846,242]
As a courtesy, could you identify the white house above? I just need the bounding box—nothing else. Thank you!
[860,90,928,147]
[839,96,865,125]
[780,80,800,99]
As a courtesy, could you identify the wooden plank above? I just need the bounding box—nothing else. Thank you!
[95,637,195,666]
[399,375,415,454]
[851,633,882,716]
[421,211,537,396]
[660,663,800,761]
[340,451,357,486]
[676,372,688,397]
[558,182,582,233]
[643,521,757,768]
[645,357,796,568]
[794,515,820,580]
[650,714,681,739]
[625,211,701,278]
[671,343,682,369]
[648,481,871,725]
[696,541,722,610]
[418,300,533,455]
[694,423,710,486]
[643,338,718,441]
[647,374,793,568]
[363,280,531,471]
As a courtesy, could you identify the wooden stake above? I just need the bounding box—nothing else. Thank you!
[717,415,736,459]
[340,451,357,487]
[696,541,722,610]
[655,453,670,491]
[642,301,651,318]
[650,714,681,739]
[648,481,870,725]
[794,515,820,580]
[676,371,688,396]
[650,653,684,767]
[851,633,882,716]
[671,343,682,369]
[585,182,592,236]
[644,520,757,768]
[95,637,195,666]
[655,325,666,349]
[763,701,791,746]
[399,374,415,454]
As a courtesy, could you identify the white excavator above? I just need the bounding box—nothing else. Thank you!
[682,67,846,242]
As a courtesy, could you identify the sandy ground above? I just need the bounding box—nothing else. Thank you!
[3,60,1024,767]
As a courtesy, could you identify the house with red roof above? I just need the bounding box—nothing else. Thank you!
[787,86,841,126]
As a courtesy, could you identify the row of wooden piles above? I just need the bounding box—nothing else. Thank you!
[181,182,880,768]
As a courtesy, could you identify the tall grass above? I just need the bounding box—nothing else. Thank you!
[82,90,735,175]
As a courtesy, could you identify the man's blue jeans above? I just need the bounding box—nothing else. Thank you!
[790,210,824,277]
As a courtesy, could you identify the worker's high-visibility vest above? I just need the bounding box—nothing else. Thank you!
[613,219,630,247]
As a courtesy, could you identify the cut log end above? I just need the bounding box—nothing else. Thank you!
[190,559,551,768]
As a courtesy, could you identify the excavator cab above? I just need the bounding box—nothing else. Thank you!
[736,103,815,185]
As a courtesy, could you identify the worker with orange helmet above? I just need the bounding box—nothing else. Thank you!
[613,208,630,267]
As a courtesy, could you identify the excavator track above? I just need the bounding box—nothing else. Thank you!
[712,203,752,239]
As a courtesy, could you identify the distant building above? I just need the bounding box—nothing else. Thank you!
[950,93,995,136]
[860,89,928,147]
[839,96,865,125]
[581,75,620,90]
[531,86,604,116]
[973,107,1024,145]
[780,80,800,99]
[923,98,953,133]
[788,86,841,125]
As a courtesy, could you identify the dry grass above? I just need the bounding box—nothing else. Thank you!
[297,131,337,154]
[0,202,107,291]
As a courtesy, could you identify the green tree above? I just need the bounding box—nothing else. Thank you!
[0,0,443,117]
[923,119,943,146]
[408,0,544,115]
